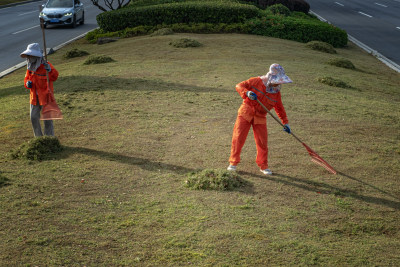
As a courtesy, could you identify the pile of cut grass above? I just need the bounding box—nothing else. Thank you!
[169,38,202,48]
[11,136,63,160]
[185,169,247,191]
[83,55,115,64]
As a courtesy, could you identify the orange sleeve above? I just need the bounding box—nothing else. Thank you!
[235,79,251,99]
[24,70,31,90]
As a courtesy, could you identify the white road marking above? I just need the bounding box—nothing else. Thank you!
[375,2,388,7]
[335,2,344,6]
[359,11,373,18]
[18,10,38,16]
[12,25,40,34]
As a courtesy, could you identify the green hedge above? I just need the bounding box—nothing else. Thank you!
[97,1,261,32]
[249,16,347,47]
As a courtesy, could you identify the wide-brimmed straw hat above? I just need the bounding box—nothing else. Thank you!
[20,43,43,58]
[267,63,292,84]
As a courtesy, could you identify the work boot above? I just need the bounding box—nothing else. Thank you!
[260,169,272,175]
[227,165,237,171]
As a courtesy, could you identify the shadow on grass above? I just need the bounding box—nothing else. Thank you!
[239,171,400,211]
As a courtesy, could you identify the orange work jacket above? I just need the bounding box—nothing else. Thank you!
[236,77,288,125]
[24,62,59,106]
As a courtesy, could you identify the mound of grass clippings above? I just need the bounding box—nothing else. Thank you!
[151,28,174,36]
[185,169,247,191]
[169,38,202,48]
[306,41,337,54]
[11,136,63,161]
[327,58,356,70]
[83,55,115,65]
[0,175,10,188]
[63,48,89,59]
[317,76,352,89]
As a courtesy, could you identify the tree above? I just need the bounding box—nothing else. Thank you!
[90,0,131,12]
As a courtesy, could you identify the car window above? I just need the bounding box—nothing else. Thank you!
[46,0,73,8]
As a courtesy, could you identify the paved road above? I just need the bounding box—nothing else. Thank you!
[0,0,103,75]
[306,0,400,68]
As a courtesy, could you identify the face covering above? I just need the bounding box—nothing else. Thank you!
[27,56,45,72]
[260,74,281,93]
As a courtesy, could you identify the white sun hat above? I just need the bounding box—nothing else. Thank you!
[266,63,292,85]
[20,43,43,58]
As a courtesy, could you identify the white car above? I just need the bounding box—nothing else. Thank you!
[39,0,84,28]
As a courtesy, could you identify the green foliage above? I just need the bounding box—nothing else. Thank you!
[317,76,352,89]
[306,41,337,53]
[150,27,174,36]
[83,55,115,65]
[97,1,261,32]
[63,48,89,59]
[130,0,241,7]
[185,169,247,191]
[327,58,356,70]
[249,16,347,47]
[268,3,290,16]
[11,136,63,161]
[169,38,202,47]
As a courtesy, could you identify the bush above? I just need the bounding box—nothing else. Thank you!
[317,76,352,88]
[169,38,202,48]
[185,169,247,191]
[327,58,355,69]
[250,17,347,47]
[151,27,174,36]
[259,0,310,13]
[83,55,115,65]
[97,1,261,32]
[268,3,290,16]
[63,48,89,59]
[306,40,337,53]
[11,136,63,161]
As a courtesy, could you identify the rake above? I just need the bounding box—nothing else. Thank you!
[256,98,337,174]
[39,18,63,121]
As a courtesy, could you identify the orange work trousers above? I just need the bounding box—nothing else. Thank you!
[229,115,269,170]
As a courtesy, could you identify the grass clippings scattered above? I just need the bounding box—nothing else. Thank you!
[63,48,89,59]
[186,169,247,191]
[169,38,202,48]
[306,41,337,54]
[317,76,352,89]
[327,58,356,70]
[151,28,174,36]
[83,55,115,65]
[11,136,63,160]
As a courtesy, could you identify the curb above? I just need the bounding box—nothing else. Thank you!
[310,10,400,73]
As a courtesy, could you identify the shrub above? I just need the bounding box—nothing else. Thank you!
[11,136,63,161]
[169,38,202,48]
[63,48,89,59]
[97,1,261,32]
[185,169,247,191]
[268,4,291,16]
[83,55,115,65]
[327,58,355,69]
[317,76,352,88]
[306,40,337,53]
[259,0,310,13]
[151,27,174,36]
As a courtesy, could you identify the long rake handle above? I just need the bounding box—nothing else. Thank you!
[256,98,303,144]
[40,18,51,95]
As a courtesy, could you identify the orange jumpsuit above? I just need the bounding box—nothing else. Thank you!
[24,62,58,106]
[229,77,288,170]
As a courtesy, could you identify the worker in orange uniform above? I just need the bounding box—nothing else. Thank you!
[20,43,59,137]
[227,63,292,175]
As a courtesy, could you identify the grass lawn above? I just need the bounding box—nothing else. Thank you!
[1,33,399,266]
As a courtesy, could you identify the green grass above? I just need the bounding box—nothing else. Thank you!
[1,33,399,266]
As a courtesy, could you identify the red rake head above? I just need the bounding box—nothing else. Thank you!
[40,101,63,120]
[302,143,337,174]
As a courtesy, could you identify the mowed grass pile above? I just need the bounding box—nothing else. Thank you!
[0,33,399,265]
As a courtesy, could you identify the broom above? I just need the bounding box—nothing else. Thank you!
[256,98,337,174]
[39,18,63,121]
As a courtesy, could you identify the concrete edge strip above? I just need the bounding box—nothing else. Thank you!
[0,29,97,79]
[310,10,400,73]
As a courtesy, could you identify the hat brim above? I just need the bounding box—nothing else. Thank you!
[20,50,43,58]
[269,75,293,85]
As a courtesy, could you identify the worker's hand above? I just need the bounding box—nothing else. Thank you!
[44,62,51,72]
[26,80,32,88]
[283,124,291,134]
[246,91,257,100]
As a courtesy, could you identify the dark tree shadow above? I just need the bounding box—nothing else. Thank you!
[238,171,400,211]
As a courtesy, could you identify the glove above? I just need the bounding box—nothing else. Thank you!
[44,62,51,72]
[246,91,257,100]
[283,124,291,134]
[26,80,32,88]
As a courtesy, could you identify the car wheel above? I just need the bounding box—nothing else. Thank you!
[71,15,77,28]
[80,12,84,25]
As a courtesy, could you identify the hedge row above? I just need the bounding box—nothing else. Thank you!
[97,1,260,32]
